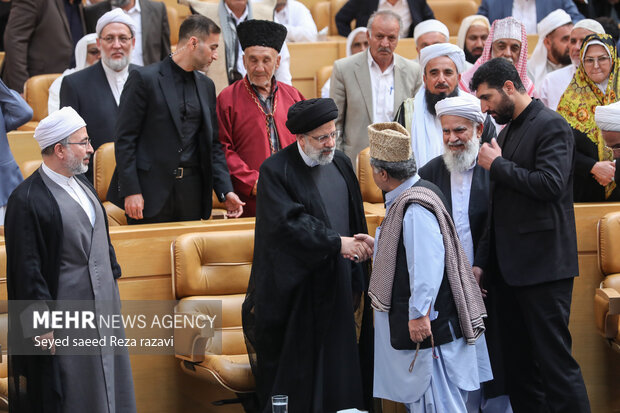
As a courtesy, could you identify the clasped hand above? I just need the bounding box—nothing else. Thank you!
[340,233,374,262]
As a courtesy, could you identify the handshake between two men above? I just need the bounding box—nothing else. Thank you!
[340,233,375,262]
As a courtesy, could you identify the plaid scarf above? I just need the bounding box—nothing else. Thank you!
[368,186,486,344]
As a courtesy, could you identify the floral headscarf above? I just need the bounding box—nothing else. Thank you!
[557,33,619,198]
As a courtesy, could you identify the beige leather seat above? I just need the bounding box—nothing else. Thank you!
[315,65,333,98]
[93,143,128,226]
[356,147,385,216]
[171,230,255,405]
[166,5,179,47]
[19,160,43,179]
[595,211,620,353]
[428,0,478,36]
[19,74,62,131]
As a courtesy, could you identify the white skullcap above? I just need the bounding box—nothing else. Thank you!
[420,43,466,73]
[595,102,620,132]
[573,19,605,35]
[414,19,449,42]
[493,16,523,42]
[457,15,490,50]
[346,27,368,57]
[34,107,86,150]
[435,94,485,124]
[96,8,136,37]
[529,10,572,86]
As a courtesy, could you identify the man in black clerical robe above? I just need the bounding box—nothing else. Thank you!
[242,98,374,413]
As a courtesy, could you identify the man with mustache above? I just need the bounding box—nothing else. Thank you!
[60,9,138,182]
[459,17,537,97]
[395,43,496,167]
[217,20,304,216]
[418,94,512,413]
[5,107,136,413]
[539,19,605,110]
[243,98,374,413]
[331,9,422,170]
[527,9,573,91]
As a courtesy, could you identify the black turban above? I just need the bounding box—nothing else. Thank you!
[286,98,339,134]
[237,20,287,53]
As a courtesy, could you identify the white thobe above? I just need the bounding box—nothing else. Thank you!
[539,64,576,110]
[274,0,318,42]
[512,0,537,34]
[373,174,490,411]
[368,51,395,123]
[124,0,144,66]
[378,0,412,38]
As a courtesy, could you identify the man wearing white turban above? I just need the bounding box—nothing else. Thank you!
[527,9,573,89]
[60,8,138,182]
[5,107,136,413]
[594,102,620,201]
[539,19,605,110]
[457,15,490,67]
[395,43,497,167]
[419,94,512,413]
[413,19,449,54]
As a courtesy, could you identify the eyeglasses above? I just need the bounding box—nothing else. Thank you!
[66,138,92,147]
[304,130,340,144]
[100,35,133,45]
[583,56,611,67]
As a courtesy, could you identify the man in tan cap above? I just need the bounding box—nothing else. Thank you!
[365,122,489,412]
[5,107,136,413]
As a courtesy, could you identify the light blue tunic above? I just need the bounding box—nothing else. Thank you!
[373,174,492,411]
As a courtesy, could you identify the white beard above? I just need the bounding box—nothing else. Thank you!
[103,53,131,71]
[443,134,480,174]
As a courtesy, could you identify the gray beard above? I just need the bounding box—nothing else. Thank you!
[66,150,89,175]
[443,135,480,173]
[304,138,335,165]
[103,54,131,72]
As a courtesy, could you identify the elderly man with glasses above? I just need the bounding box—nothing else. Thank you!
[60,8,139,182]
[243,97,375,413]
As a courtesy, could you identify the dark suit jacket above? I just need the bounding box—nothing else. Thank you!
[107,58,234,219]
[335,0,434,37]
[84,0,171,66]
[2,0,86,93]
[59,61,138,181]
[419,157,490,269]
[477,0,583,24]
[485,99,579,287]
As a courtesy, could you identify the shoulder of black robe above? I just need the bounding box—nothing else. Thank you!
[5,170,63,413]
[481,115,496,144]
[243,143,373,412]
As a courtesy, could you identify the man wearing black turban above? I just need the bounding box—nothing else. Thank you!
[242,98,375,413]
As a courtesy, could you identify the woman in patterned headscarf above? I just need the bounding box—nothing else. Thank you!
[557,33,619,202]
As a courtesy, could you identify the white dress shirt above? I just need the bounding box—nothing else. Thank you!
[41,162,96,227]
[378,0,412,38]
[450,162,475,264]
[101,61,130,105]
[125,0,144,66]
[274,0,318,42]
[367,51,395,123]
[512,0,537,34]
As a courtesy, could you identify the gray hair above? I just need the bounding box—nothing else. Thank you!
[370,156,417,181]
[367,10,401,35]
[41,137,69,156]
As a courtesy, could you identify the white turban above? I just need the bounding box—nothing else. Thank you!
[457,15,490,50]
[529,9,572,86]
[346,27,368,57]
[34,107,86,150]
[75,33,98,71]
[573,19,605,35]
[420,43,466,73]
[595,101,620,132]
[96,8,136,37]
[435,94,485,125]
[414,19,449,43]
[493,16,523,42]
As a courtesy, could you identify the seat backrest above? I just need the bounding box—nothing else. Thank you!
[19,159,43,179]
[598,211,620,276]
[329,0,348,36]
[356,147,383,204]
[166,5,179,47]
[172,230,254,355]
[94,142,116,202]
[428,0,478,36]
[23,74,62,122]
[311,1,330,32]
[316,65,333,98]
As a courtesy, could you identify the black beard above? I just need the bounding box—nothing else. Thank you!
[465,48,480,64]
[491,91,516,125]
[551,46,572,66]
[425,88,459,116]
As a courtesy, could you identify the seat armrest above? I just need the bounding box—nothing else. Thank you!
[597,288,620,314]
[173,312,216,363]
